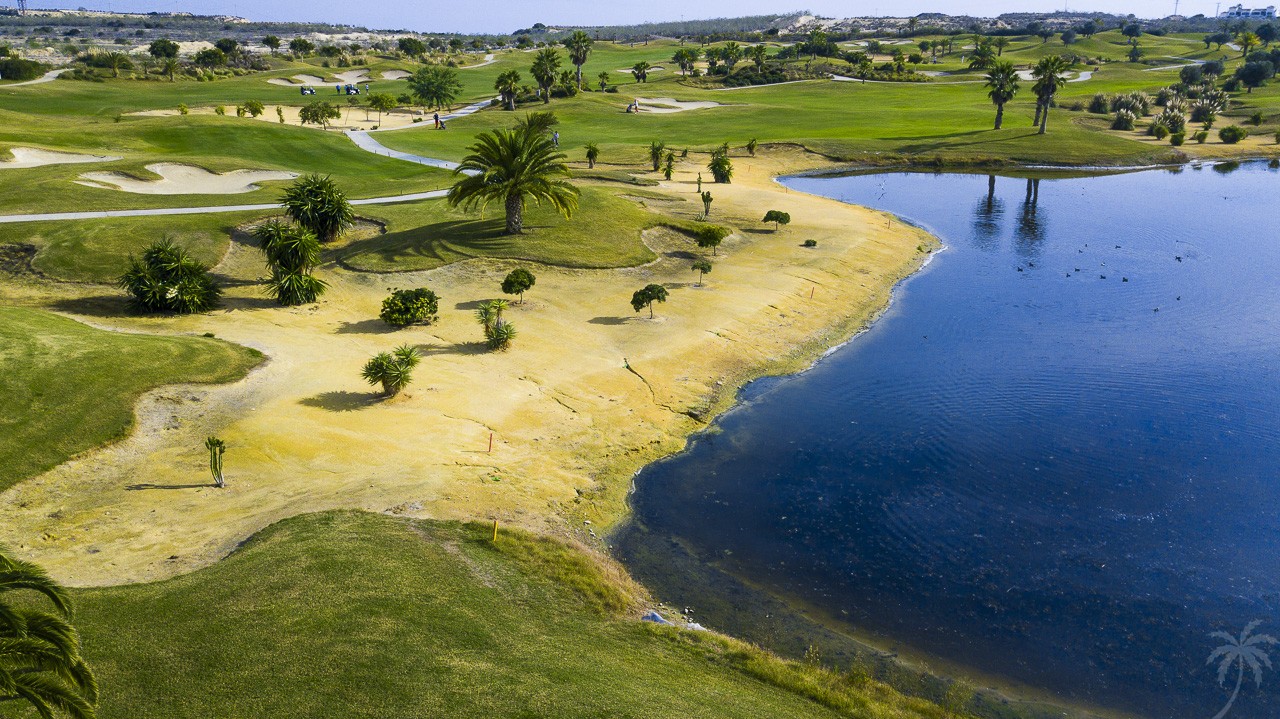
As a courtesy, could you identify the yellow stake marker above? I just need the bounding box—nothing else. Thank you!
[492,519,498,543]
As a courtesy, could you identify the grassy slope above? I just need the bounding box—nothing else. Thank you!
[74,511,954,719]
[0,307,262,490]
[0,210,264,283]
[340,185,670,272]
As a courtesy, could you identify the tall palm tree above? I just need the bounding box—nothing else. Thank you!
[1207,621,1277,719]
[563,30,593,90]
[104,51,131,78]
[631,60,651,83]
[530,48,561,103]
[495,70,521,111]
[720,41,743,72]
[448,125,580,235]
[985,60,1020,130]
[1031,55,1071,134]
[161,58,179,82]
[0,549,99,719]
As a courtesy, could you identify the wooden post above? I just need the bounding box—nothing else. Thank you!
[488,432,493,453]
[810,286,815,299]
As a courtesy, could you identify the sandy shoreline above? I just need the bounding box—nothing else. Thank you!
[0,147,936,587]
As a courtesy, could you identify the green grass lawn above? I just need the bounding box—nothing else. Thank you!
[0,307,262,491]
[71,511,955,719]
[339,186,674,272]
[0,210,266,283]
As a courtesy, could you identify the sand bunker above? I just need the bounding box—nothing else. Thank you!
[616,65,666,74]
[381,70,412,80]
[332,70,370,84]
[1,147,121,169]
[632,97,724,113]
[76,163,297,195]
[267,74,326,87]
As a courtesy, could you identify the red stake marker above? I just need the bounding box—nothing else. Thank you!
[810,287,815,299]
[488,432,493,453]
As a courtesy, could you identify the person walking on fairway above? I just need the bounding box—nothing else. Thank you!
[552,130,560,147]
[433,112,440,129]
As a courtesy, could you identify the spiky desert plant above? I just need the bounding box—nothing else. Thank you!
[361,344,421,396]
[280,174,353,243]
[117,238,221,314]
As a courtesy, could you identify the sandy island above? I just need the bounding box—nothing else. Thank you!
[0,148,936,587]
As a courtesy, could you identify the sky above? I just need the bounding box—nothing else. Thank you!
[24,1,1234,33]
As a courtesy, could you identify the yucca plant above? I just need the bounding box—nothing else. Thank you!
[254,220,327,306]
[584,142,599,169]
[280,174,353,243]
[117,238,220,314]
[361,344,421,396]
[708,151,733,183]
[476,299,516,350]
[0,549,99,719]
[204,436,226,488]
[648,140,666,172]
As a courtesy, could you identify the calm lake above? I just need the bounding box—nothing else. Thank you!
[615,162,1280,719]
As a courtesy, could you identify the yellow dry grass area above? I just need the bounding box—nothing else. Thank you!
[0,148,937,587]
[130,105,446,132]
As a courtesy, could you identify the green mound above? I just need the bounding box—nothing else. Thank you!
[73,511,953,719]
[0,308,262,490]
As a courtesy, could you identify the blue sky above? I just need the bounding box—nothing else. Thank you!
[35,2,1227,33]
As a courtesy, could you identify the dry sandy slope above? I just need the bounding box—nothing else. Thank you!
[0,149,936,587]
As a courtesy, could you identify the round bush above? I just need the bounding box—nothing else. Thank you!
[1088,93,1110,113]
[1170,132,1185,146]
[1194,130,1209,144]
[1154,108,1186,134]
[1218,125,1249,144]
[380,288,440,327]
[1151,123,1170,140]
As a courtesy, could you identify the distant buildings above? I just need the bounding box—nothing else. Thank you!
[1220,4,1276,18]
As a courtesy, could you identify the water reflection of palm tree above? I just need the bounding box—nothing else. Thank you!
[971,174,1004,250]
[1206,620,1277,719]
[1014,177,1045,256]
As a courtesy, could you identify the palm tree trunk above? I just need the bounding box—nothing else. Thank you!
[1039,103,1050,134]
[1211,662,1244,719]
[505,193,524,234]
[576,64,583,89]
[1033,100,1043,127]
[649,302,654,319]
[994,102,1005,130]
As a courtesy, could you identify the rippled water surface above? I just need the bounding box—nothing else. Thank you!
[617,163,1280,719]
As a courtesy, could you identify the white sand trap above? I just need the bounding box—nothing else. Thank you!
[632,97,723,113]
[1,147,121,169]
[616,65,666,74]
[332,70,370,84]
[76,163,298,195]
[267,73,326,87]
[381,70,412,80]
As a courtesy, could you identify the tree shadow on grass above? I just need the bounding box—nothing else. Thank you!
[125,483,214,491]
[664,249,698,260]
[454,299,488,311]
[299,390,383,412]
[335,318,398,334]
[741,228,777,235]
[45,295,131,318]
[588,316,632,326]
[418,341,489,356]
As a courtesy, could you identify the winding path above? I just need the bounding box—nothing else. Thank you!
[1,69,70,88]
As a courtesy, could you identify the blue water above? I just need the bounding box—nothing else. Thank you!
[617,163,1280,719]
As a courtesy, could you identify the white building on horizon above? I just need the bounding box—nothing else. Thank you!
[1220,4,1276,18]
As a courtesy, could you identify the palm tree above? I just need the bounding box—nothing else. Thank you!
[648,140,666,172]
[720,41,743,72]
[1207,621,1277,719]
[531,48,561,103]
[563,30,593,89]
[280,174,353,243]
[597,71,610,92]
[495,70,521,111]
[0,549,99,719]
[993,36,1010,56]
[748,44,768,70]
[1031,55,1071,134]
[104,51,131,78]
[1239,31,1260,58]
[584,142,599,169]
[985,60,1020,130]
[632,60,651,83]
[161,58,179,82]
[253,220,327,305]
[447,125,580,235]
[361,345,420,396]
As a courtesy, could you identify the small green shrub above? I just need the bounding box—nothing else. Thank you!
[1250,111,1265,126]
[1170,132,1185,146]
[803,239,817,248]
[1111,109,1136,130]
[1218,125,1249,144]
[1194,130,1209,143]
[1151,123,1170,140]
[380,288,439,327]
[1087,93,1110,113]
[214,105,226,116]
